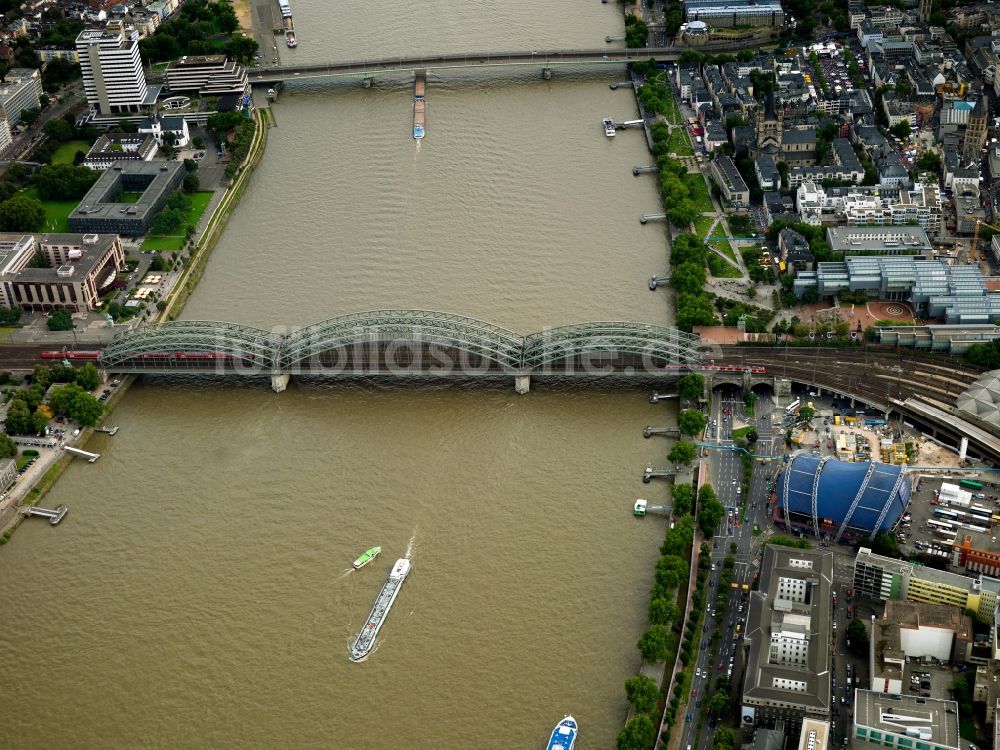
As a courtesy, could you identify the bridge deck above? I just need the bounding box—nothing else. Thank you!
[247,45,752,82]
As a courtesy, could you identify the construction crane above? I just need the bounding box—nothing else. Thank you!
[971,219,1000,262]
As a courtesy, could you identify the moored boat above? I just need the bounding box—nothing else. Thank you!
[285,30,297,47]
[603,117,616,137]
[546,716,577,750]
[353,546,381,569]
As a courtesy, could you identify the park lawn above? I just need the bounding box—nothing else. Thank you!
[708,252,741,278]
[666,127,693,156]
[21,187,77,233]
[51,140,92,165]
[656,80,683,125]
[693,214,715,239]
[140,191,214,252]
[683,173,714,214]
[710,238,738,263]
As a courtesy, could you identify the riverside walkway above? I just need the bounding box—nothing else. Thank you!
[248,45,753,83]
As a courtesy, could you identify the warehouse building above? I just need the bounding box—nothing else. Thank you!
[741,544,834,734]
[774,454,910,541]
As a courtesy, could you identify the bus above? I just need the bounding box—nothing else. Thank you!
[960,479,984,491]
[933,509,959,521]
[928,519,955,533]
[786,399,801,415]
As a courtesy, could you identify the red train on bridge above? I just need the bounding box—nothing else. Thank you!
[662,363,766,374]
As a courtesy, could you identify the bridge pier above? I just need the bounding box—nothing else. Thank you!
[98,368,110,384]
[773,378,791,406]
[542,68,552,80]
[514,374,531,395]
[363,76,374,88]
[271,373,291,393]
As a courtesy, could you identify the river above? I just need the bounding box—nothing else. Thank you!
[0,1,679,747]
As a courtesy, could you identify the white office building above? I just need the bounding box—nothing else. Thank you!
[76,22,151,115]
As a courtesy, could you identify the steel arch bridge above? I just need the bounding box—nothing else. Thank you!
[99,320,283,369]
[278,310,526,371]
[97,311,703,390]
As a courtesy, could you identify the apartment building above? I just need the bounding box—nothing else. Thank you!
[710,155,751,207]
[853,692,960,750]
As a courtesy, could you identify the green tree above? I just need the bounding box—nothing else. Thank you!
[0,195,45,232]
[31,364,50,389]
[616,714,656,750]
[182,172,200,193]
[966,341,1000,369]
[677,372,704,402]
[846,620,869,656]
[624,674,660,714]
[69,389,104,426]
[670,262,707,295]
[649,596,678,626]
[42,117,73,142]
[0,305,22,325]
[0,431,16,458]
[31,410,49,434]
[637,623,672,662]
[742,428,758,444]
[871,532,901,558]
[697,489,725,536]
[709,691,730,716]
[672,483,693,516]
[668,440,698,465]
[798,405,815,423]
[889,120,911,139]
[74,362,100,391]
[676,292,717,332]
[192,135,205,149]
[33,164,100,200]
[19,107,40,126]
[4,399,32,434]
[678,409,707,437]
[670,234,709,267]
[47,308,73,331]
[916,150,940,172]
[714,728,737,750]
[226,34,259,64]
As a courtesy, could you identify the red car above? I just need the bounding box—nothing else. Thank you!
[692,688,698,697]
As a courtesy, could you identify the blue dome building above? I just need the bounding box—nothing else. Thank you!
[774,453,910,539]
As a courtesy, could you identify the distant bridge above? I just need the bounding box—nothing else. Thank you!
[248,45,748,83]
[95,310,703,392]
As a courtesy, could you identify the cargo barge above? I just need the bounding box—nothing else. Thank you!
[349,557,411,661]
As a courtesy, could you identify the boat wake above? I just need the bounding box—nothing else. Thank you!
[337,567,354,580]
[405,526,418,559]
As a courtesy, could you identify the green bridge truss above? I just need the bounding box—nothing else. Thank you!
[99,311,702,374]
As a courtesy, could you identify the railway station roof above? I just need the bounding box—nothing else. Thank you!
[957,370,1000,430]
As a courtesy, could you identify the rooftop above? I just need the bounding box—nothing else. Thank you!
[743,544,834,713]
[853,691,960,750]
[826,226,932,253]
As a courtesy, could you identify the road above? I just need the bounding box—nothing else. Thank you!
[680,387,788,750]
[2,81,84,166]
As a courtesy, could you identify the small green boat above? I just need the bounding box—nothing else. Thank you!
[353,546,382,570]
